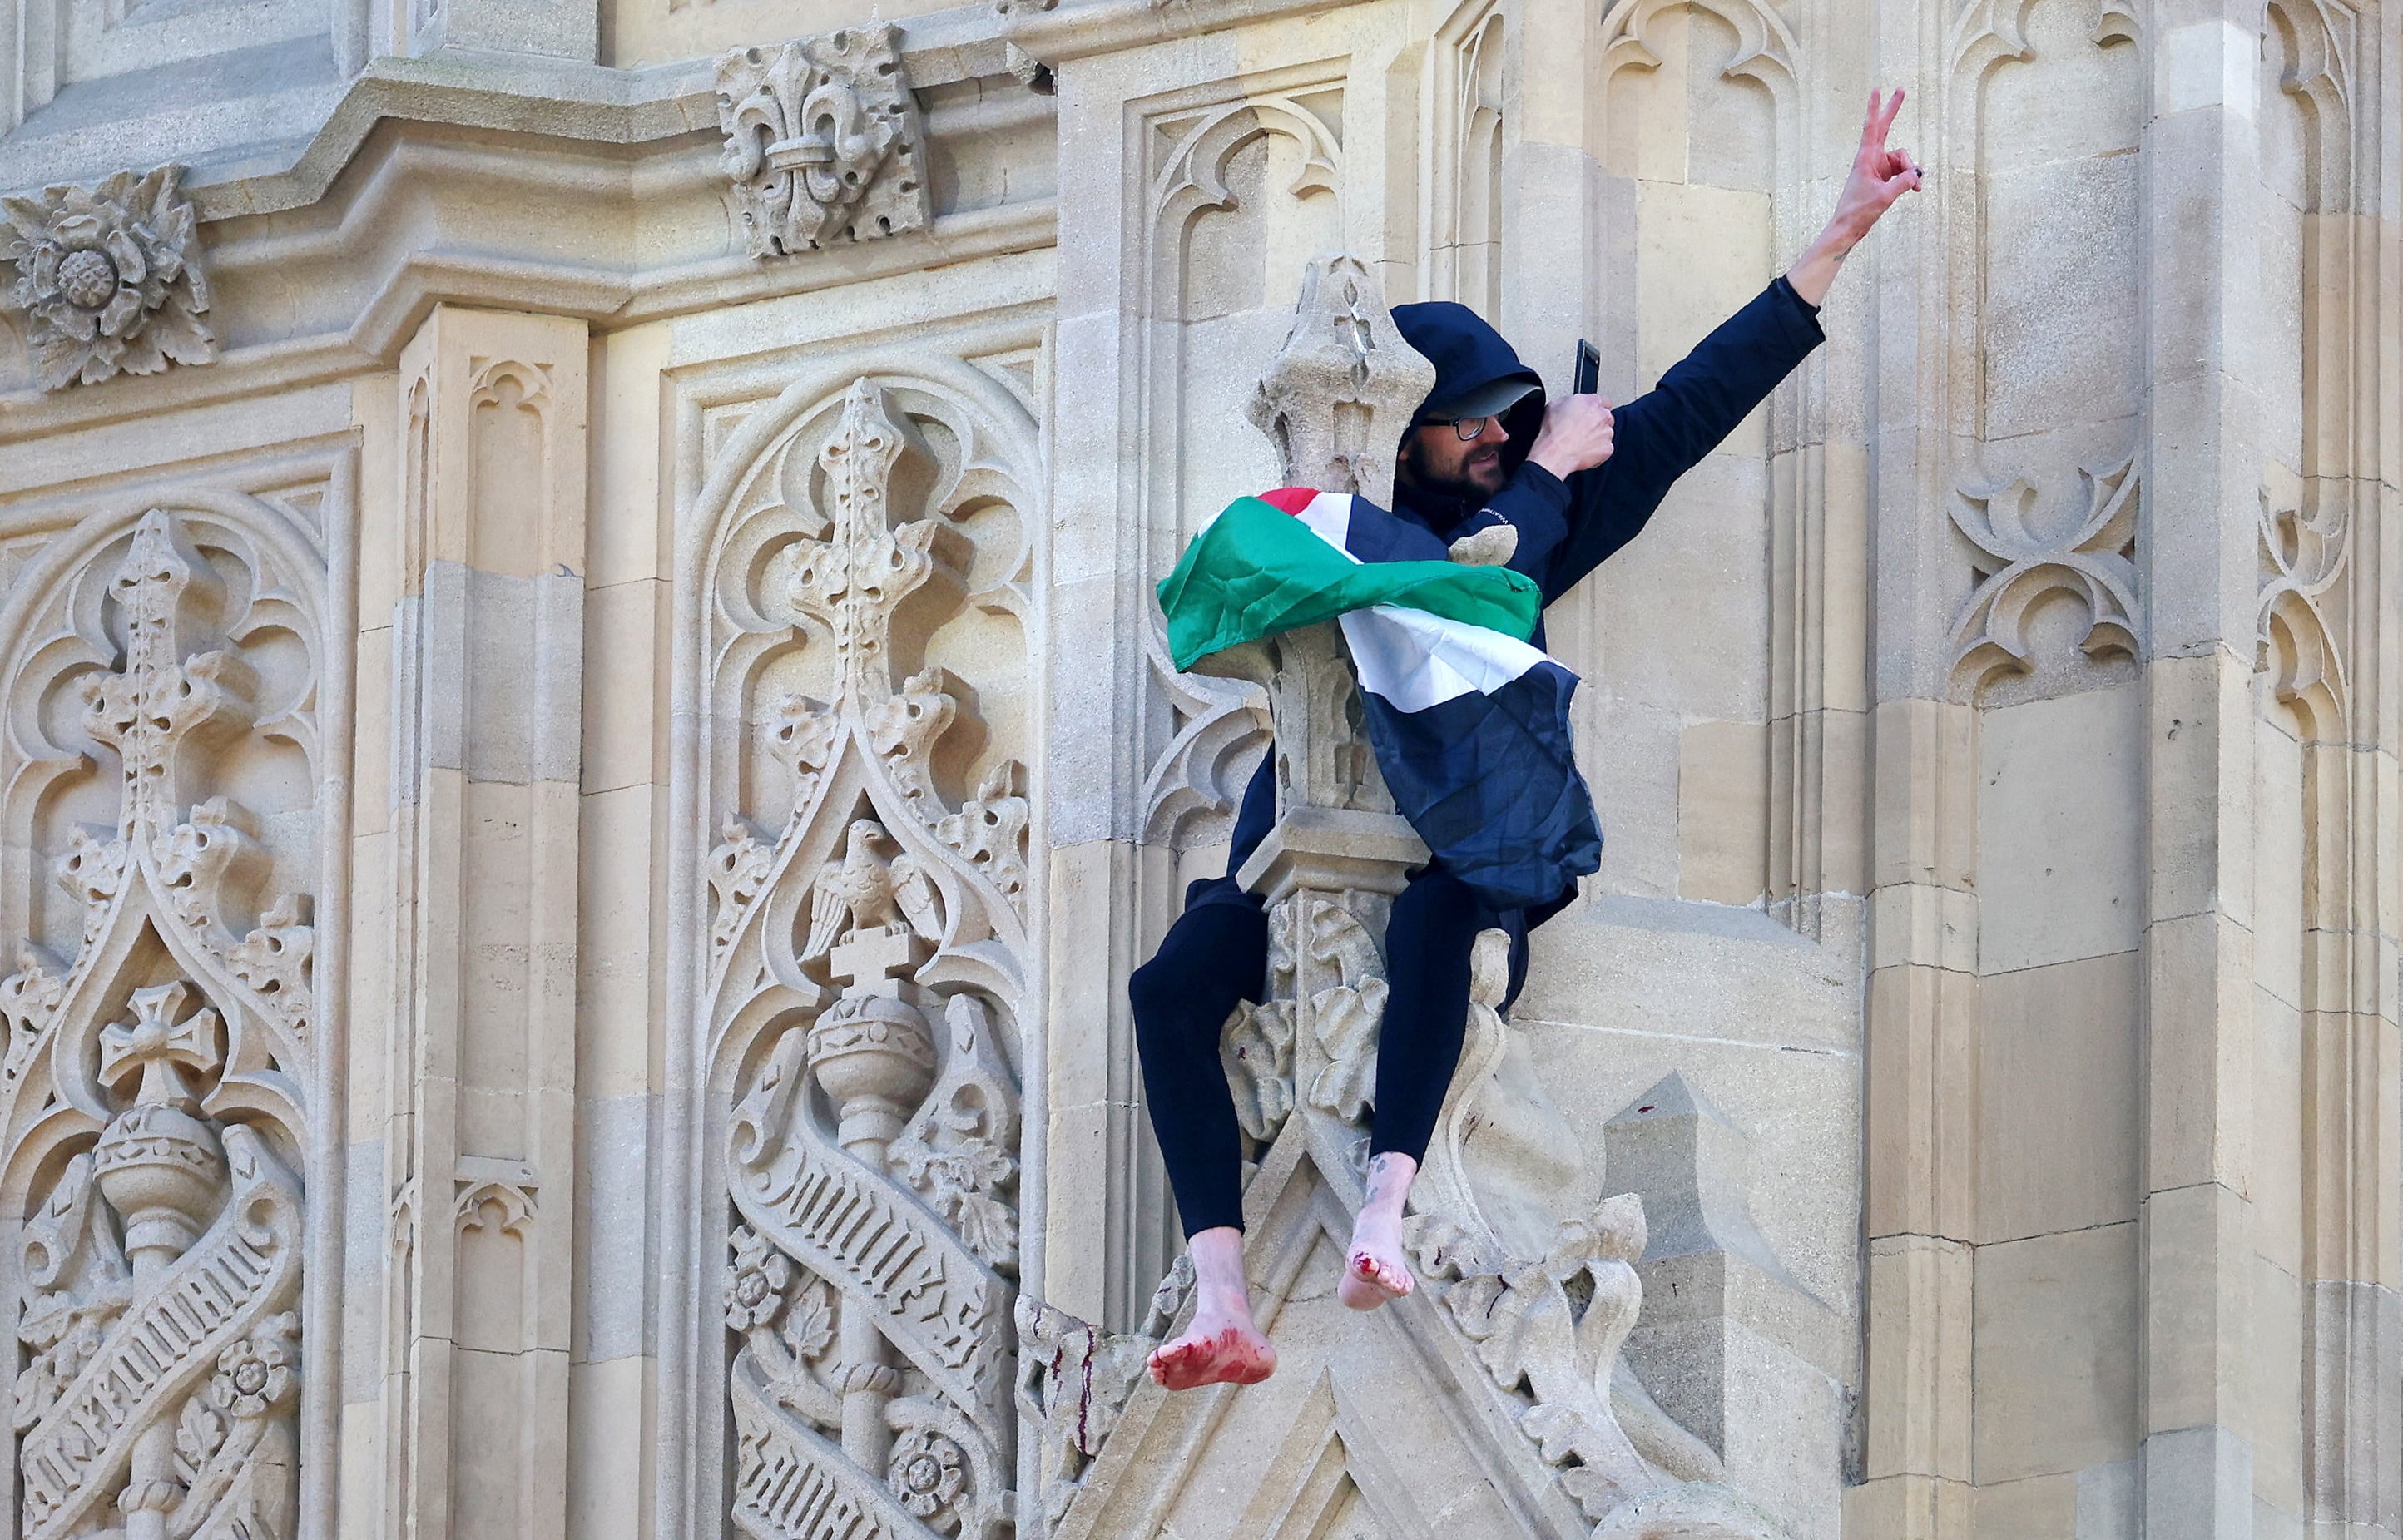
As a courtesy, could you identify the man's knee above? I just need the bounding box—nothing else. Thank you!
[1392,867,1484,939]
[1130,902,1266,1022]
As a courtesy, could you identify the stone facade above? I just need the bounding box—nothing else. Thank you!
[0,0,2393,1537]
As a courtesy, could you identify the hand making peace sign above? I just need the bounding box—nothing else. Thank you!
[1786,88,1925,305]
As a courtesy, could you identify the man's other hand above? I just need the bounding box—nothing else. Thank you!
[1527,394,1615,481]
[1787,87,1922,306]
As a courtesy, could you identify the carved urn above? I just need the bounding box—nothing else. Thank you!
[94,1102,225,1267]
[807,994,936,1156]
[92,980,229,1270]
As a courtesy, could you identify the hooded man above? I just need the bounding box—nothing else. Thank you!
[1137,90,1924,1393]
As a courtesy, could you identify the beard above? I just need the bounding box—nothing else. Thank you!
[1395,436,1509,506]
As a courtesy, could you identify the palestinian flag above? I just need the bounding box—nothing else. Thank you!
[1158,488,1601,913]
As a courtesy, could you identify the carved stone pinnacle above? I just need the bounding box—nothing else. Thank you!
[1246,254,1434,508]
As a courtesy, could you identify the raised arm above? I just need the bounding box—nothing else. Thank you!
[1786,87,1923,305]
[1520,87,1923,601]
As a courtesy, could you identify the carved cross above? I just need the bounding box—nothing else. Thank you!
[77,512,248,839]
[787,382,939,708]
[97,979,225,1111]
[829,926,918,1000]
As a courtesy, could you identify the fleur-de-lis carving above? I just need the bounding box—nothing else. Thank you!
[715,27,929,257]
[789,382,940,709]
[77,513,252,839]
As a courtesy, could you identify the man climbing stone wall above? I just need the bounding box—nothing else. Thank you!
[0,0,2391,1537]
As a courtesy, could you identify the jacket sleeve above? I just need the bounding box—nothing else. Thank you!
[1537,275,1826,602]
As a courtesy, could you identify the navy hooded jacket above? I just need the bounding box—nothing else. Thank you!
[1192,275,1826,930]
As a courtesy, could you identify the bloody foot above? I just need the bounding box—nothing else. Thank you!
[1147,1226,1277,1390]
[1338,1152,1419,1311]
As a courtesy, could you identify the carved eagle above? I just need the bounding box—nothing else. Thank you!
[801,818,941,962]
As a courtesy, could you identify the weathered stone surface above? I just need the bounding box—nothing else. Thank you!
[0,0,2391,1537]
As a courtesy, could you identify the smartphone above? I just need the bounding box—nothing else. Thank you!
[1573,339,1599,397]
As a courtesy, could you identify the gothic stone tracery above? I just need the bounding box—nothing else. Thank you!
[0,508,321,1540]
[701,374,1034,1539]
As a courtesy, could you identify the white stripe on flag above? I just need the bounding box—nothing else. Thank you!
[1340,604,1552,712]
[1277,489,1561,712]
[1296,493,1359,557]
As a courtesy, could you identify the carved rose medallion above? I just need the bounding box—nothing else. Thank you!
[0,166,215,391]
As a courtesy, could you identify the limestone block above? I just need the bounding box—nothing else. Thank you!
[1870,696,1976,893]
[2142,1181,2251,1437]
[1978,153,2143,439]
[1869,883,1977,976]
[567,1354,649,1540]
[1863,963,1976,1241]
[1680,719,1769,906]
[582,577,668,797]
[587,321,671,591]
[1593,451,1772,719]
[1974,953,2139,1244]
[419,0,597,58]
[1972,1223,2139,1483]
[1841,1474,1971,1538]
[2246,1252,2306,1518]
[1969,1472,2076,1538]
[1516,920,1859,1312]
[2141,1424,2255,1539]
[576,781,660,1102]
[1636,182,1776,438]
[1588,698,1684,899]
[1863,1235,1970,1481]
[1974,683,2144,973]
[1602,1067,1851,1537]
[2145,648,2257,928]
[2248,986,2304,1276]
[2144,910,2257,1194]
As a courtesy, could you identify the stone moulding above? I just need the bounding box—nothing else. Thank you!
[716,27,932,258]
[0,164,216,392]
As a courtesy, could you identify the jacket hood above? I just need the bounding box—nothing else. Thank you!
[1391,300,1549,483]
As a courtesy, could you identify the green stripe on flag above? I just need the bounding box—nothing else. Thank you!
[1157,496,1540,671]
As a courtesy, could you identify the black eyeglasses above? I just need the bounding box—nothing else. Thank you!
[1420,416,1494,442]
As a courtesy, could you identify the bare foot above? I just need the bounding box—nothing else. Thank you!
[1338,1205,1414,1310]
[1338,1151,1419,1311]
[1147,1310,1277,1390]
[1147,1226,1276,1390]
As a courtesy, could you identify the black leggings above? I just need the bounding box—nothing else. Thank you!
[1128,870,1509,1237]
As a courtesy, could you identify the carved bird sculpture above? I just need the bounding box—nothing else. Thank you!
[802,818,941,962]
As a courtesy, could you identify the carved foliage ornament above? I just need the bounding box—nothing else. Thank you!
[717,27,930,259]
[0,509,319,1540]
[701,375,1033,1539]
[0,166,215,392]
[1946,451,2142,699]
[2256,471,2349,726]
